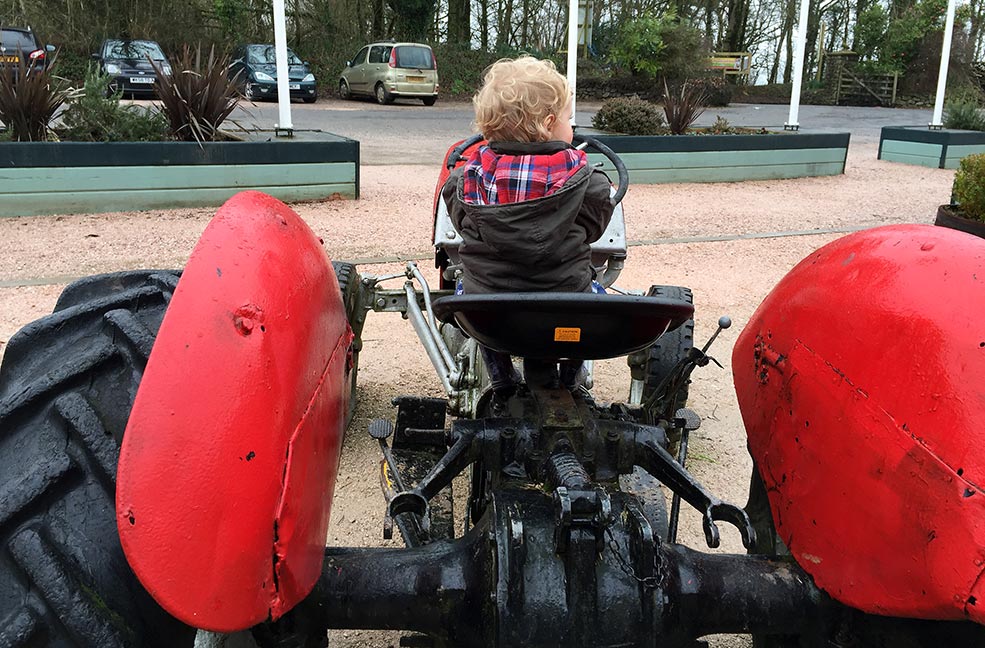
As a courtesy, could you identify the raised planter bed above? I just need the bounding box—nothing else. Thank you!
[0,132,359,218]
[878,126,985,169]
[587,132,850,183]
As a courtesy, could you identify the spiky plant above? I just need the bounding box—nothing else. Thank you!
[151,46,240,143]
[662,79,708,135]
[0,59,71,141]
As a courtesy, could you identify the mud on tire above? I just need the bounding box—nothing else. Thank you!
[0,270,195,648]
[0,261,364,647]
[332,261,364,425]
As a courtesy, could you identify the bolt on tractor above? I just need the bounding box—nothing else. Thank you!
[1,135,984,648]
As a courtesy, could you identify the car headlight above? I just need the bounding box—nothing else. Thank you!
[254,71,275,82]
[302,73,315,83]
[105,63,121,74]
[162,65,172,75]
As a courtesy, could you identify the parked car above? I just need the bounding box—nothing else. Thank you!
[228,44,317,103]
[339,41,438,106]
[0,27,55,73]
[93,39,172,98]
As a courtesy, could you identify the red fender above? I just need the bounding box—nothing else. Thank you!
[117,191,352,632]
[733,224,985,623]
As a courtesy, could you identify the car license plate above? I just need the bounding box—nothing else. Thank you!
[407,76,426,82]
[289,83,300,90]
[0,55,19,64]
[130,77,155,84]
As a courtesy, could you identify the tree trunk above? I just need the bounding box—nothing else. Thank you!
[783,0,795,83]
[448,0,471,45]
[480,0,490,50]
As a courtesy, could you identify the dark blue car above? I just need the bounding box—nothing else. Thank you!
[93,39,172,98]
[229,44,317,103]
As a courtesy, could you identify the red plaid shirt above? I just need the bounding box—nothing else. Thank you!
[462,144,587,206]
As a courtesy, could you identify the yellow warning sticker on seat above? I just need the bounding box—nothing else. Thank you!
[554,327,581,342]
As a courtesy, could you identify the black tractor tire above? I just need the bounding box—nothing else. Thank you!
[0,270,196,648]
[629,285,694,450]
[332,261,364,426]
[0,263,363,647]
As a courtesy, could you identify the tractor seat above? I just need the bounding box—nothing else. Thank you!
[431,292,694,360]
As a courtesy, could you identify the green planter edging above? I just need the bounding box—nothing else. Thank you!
[878,126,985,169]
[0,136,359,218]
[587,132,850,184]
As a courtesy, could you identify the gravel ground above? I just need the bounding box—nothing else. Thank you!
[0,137,954,646]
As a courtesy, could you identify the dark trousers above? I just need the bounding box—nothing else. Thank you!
[480,346,583,392]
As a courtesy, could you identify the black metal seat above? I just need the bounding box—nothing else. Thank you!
[431,293,694,360]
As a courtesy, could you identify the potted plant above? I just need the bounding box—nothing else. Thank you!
[936,153,985,239]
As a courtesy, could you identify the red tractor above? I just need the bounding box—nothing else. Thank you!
[0,137,983,648]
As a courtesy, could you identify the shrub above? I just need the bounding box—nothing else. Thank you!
[59,68,170,142]
[707,115,734,134]
[607,13,706,82]
[952,153,985,221]
[944,98,985,131]
[592,97,665,135]
[0,60,71,141]
[152,46,239,143]
[662,79,707,135]
[691,76,731,107]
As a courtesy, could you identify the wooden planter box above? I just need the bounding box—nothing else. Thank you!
[588,132,850,184]
[878,126,985,169]
[0,134,359,218]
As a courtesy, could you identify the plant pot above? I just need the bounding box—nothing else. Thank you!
[935,204,985,239]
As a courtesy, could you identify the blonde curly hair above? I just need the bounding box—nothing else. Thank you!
[473,56,571,142]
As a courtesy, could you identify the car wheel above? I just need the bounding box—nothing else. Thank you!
[338,80,350,100]
[303,96,317,104]
[423,96,437,106]
[375,83,393,105]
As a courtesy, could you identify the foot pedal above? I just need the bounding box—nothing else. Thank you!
[674,407,701,431]
[369,418,394,441]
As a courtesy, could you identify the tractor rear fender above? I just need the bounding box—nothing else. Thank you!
[116,191,353,633]
[733,224,985,624]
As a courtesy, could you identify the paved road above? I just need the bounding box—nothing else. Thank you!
[228,97,933,165]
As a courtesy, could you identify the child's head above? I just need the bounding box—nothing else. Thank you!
[474,56,573,144]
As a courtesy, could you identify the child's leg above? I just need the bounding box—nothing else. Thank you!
[559,359,586,388]
[479,345,519,393]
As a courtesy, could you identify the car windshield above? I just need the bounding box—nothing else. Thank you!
[247,46,302,66]
[395,46,433,70]
[105,41,166,60]
[0,30,37,49]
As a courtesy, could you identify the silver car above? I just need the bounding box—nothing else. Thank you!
[339,42,439,106]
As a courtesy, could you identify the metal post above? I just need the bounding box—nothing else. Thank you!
[785,0,811,131]
[567,0,579,124]
[272,0,294,136]
[931,0,959,129]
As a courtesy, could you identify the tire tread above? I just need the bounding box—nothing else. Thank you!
[0,270,192,648]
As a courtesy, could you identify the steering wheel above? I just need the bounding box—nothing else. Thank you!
[445,132,630,206]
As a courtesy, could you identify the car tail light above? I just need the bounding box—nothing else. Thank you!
[29,49,45,61]
[388,49,396,68]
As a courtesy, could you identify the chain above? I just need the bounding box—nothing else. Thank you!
[604,524,660,589]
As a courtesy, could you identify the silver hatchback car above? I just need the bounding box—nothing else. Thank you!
[339,42,439,106]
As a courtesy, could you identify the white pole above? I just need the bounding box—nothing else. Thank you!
[786,0,811,130]
[566,0,579,124]
[272,0,294,134]
[931,0,959,128]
